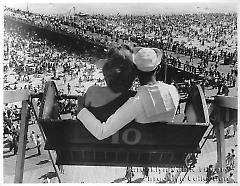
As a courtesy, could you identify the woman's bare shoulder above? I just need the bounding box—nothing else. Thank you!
[85,85,107,106]
[85,85,104,101]
[86,85,103,95]
[84,85,99,106]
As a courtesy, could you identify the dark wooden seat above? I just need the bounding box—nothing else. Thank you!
[39,81,209,167]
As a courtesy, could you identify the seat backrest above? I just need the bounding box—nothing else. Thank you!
[40,119,208,167]
[39,81,59,120]
[184,84,209,123]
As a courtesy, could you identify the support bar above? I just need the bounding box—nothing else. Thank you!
[4,90,29,104]
[31,93,79,100]
[14,100,29,183]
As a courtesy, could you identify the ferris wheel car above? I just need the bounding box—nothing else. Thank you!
[39,81,209,167]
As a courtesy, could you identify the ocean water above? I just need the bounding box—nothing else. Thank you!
[4,3,237,15]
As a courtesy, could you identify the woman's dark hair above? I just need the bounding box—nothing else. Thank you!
[103,45,136,93]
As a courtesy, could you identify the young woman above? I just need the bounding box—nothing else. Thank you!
[78,45,137,122]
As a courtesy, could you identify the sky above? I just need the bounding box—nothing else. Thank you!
[4,2,238,15]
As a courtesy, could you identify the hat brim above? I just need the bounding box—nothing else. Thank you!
[133,47,163,67]
[96,59,108,69]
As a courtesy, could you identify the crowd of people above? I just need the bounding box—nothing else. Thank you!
[226,149,236,172]
[4,7,237,90]
[205,147,237,183]
[3,104,21,155]
[3,22,104,94]
[162,51,237,92]
[5,7,237,61]
[3,101,44,156]
[3,26,237,104]
[4,7,237,66]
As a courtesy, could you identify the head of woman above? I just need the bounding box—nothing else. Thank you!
[102,45,136,93]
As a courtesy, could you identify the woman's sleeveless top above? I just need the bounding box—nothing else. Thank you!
[86,90,136,122]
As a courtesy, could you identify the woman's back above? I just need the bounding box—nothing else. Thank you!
[85,86,121,107]
[85,85,136,122]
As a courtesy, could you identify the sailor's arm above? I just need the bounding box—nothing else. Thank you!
[77,96,141,140]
